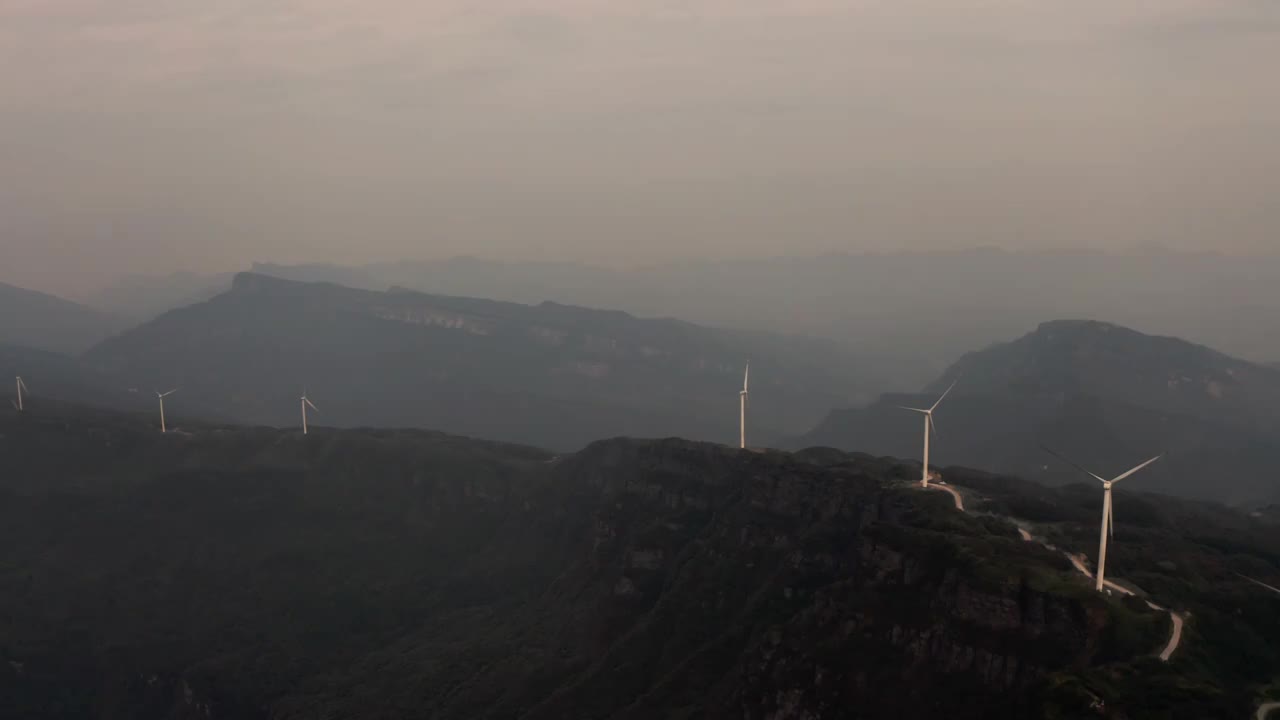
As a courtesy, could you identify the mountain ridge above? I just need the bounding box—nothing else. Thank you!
[5,406,1272,718]
[0,281,122,353]
[82,273,881,451]
[929,319,1280,430]
[81,250,1280,390]
[799,320,1280,505]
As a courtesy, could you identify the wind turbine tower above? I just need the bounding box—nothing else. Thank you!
[739,363,749,449]
[14,376,28,412]
[899,381,956,488]
[156,389,177,433]
[1045,448,1162,592]
[301,391,318,435]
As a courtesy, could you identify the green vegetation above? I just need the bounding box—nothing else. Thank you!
[945,463,1280,718]
[2,408,1278,718]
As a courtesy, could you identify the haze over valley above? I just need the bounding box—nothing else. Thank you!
[4,261,1280,503]
[45,248,1280,392]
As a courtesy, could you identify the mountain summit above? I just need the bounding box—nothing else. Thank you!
[84,273,879,450]
[800,321,1280,505]
[931,320,1280,428]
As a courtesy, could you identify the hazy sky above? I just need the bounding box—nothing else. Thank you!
[2,1,1278,295]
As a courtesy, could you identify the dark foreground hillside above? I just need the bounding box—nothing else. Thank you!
[0,410,1276,718]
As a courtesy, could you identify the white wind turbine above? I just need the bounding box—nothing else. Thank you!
[899,381,956,488]
[156,389,177,433]
[1044,447,1162,592]
[13,376,29,411]
[739,363,749,449]
[1237,573,1280,596]
[301,390,318,435]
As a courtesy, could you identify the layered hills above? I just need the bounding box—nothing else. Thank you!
[80,273,879,450]
[87,250,1280,389]
[799,320,1280,506]
[0,282,122,354]
[2,406,1276,718]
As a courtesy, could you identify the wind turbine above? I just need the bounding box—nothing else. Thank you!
[739,363,749,449]
[301,390,318,435]
[1043,447,1162,592]
[1236,573,1280,597]
[899,381,956,488]
[13,376,29,412]
[156,389,177,433]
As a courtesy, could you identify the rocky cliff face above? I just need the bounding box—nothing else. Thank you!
[497,439,1110,720]
[0,414,1132,719]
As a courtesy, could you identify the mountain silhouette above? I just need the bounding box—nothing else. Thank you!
[0,281,122,353]
[799,320,1280,505]
[82,273,882,450]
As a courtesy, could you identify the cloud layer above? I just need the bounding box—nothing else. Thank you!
[2,1,1278,292]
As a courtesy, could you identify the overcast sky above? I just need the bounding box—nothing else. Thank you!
[2,1,1278,295]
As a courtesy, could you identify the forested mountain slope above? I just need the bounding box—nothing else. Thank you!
[2,408,1278,718]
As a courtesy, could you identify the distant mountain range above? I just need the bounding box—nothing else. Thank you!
[799,320,1280,506]
[0,281,122,353]
[15,257,1280,505]
[80,249,1280,389]
[0,344,136,413]
[81,273,883,450]
[82,271,235,322]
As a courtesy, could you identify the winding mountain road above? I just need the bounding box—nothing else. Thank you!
[1152,604,1184,662]
[1061,554,1184,660]
[924,482,1184,662]
[928,483,964,511]
[1239,576,1280,718]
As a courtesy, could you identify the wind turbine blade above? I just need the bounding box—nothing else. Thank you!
[929,380,958,412]
[1237,573,1280,596]
[17,377,28,392]
[897,406,931,414]
[305,398,318,412]
[1109,455,1162,485]
[928,414,938,441]
[743,363,749,393]
[1108,498,1115,539]
[1040,445,1108,484]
